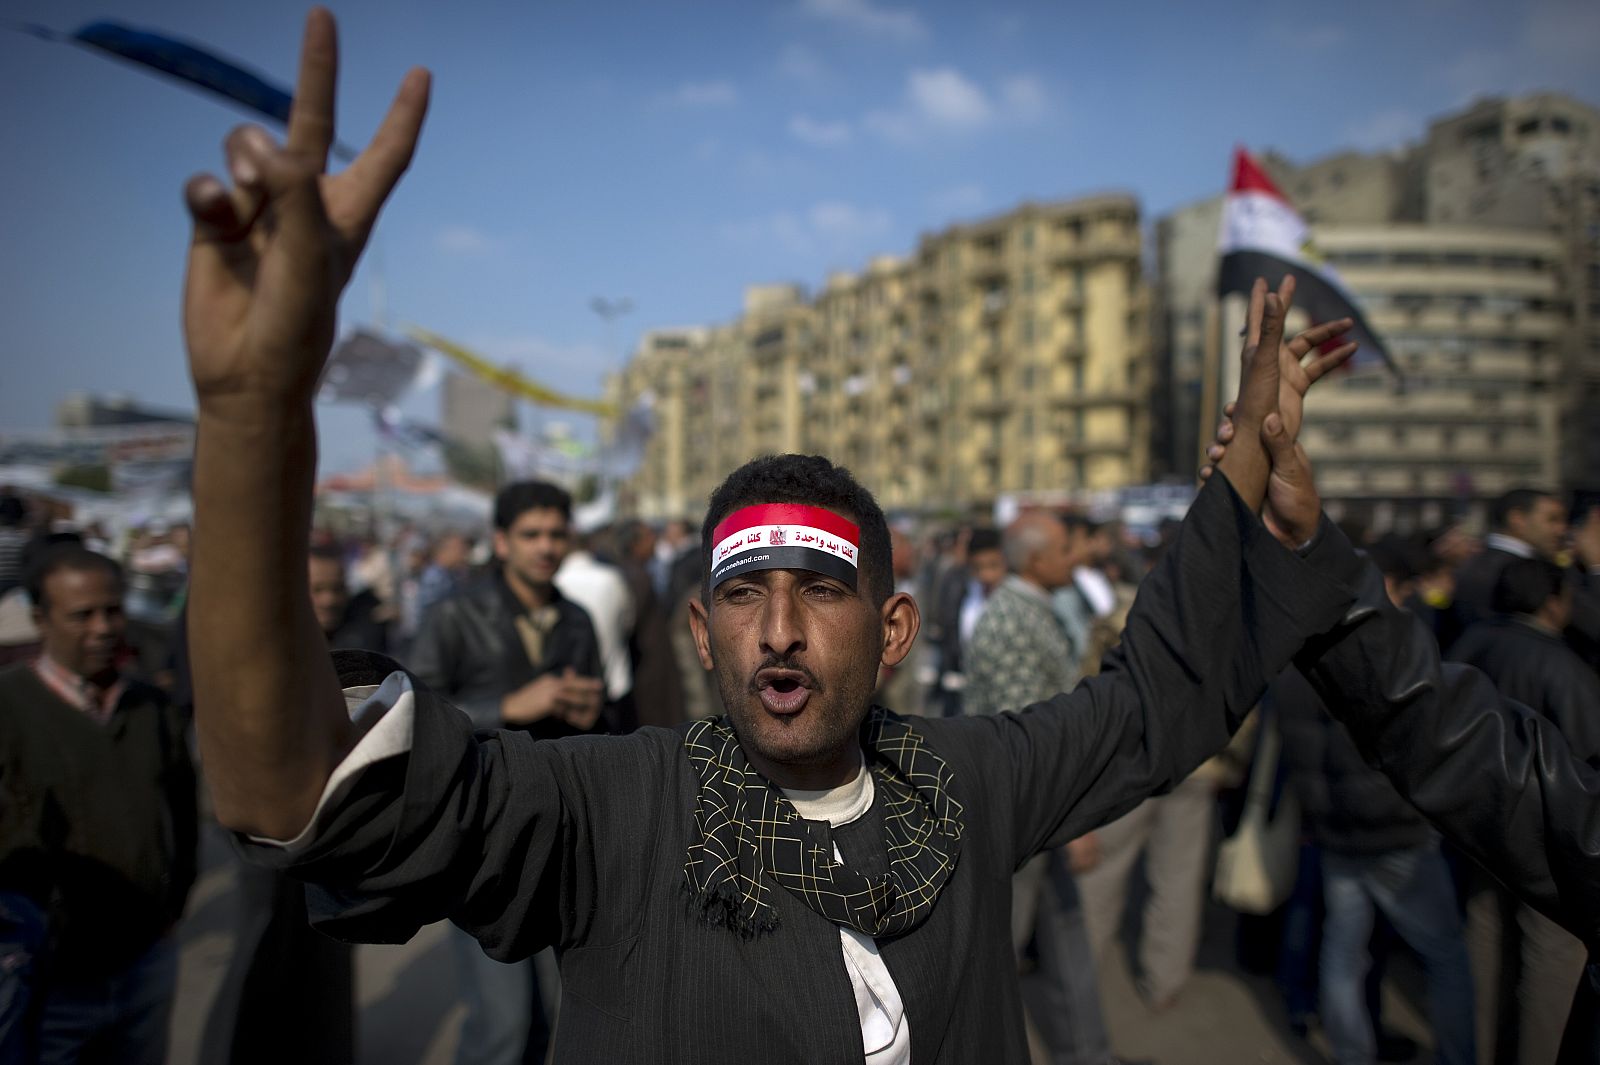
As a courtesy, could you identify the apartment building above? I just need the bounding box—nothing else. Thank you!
[610,194,1151,520]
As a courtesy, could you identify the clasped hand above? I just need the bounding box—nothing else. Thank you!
[1205,275,1358,548]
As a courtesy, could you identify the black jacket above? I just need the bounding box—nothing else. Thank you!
[407,570,605,738]
[1452,544,1600,669]
[1448,617,1600,763]
[247,475,1359,1064]
[1270,666,1431,856]
[1299,527,1600,1065]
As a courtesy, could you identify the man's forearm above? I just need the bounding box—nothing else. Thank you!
[190,399,353,839]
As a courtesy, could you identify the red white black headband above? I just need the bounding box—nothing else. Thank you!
[710,503,860,591]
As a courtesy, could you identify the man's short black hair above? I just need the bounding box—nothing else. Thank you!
[1490,488,1555,532]
[494,480,573,531]
[0,494,25,527]
[24,545,123,612]
[1366,534,1426,583]
[968,527,1002,555]
[1492,557,1567,616]
[701,454,892,606]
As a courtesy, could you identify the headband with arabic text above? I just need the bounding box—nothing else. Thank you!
[710,504,860,591]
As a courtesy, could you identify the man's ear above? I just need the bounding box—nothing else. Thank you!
[687,595,715,671]
[879,591,920,669]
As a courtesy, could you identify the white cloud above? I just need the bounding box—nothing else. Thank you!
[797,0,928,42]
[665,81,739,107]
[999,76,1047,120]
[907,68,992,126]
[1342,108,1421,152]
[789,114,854,146]
[777,43,831,83]
[864,67,1050,143]
[436,225,494,255]
[720,200,892,255]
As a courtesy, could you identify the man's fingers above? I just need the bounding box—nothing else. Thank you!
[1244,278,1267,348]
[223,125,278,230]
[286,7,338,168]
[1216,420,1235,443]
[1276,273,1296,318]
[184,174,251,244]
[1223,401,1236,418]
[1304,341,1359,384]
[331,67,431,238]
[1260,413,1298,467]
[1285,318,1354,358]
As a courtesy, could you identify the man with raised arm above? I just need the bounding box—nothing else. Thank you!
[1204,400,1600,1064]
[184,12,1376,1062]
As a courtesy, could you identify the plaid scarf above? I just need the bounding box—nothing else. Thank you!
[682,708,964,938]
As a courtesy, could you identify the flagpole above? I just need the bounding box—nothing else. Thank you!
[1198,297,1222,470]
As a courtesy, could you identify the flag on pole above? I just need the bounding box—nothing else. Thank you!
[1217,147,1397,376]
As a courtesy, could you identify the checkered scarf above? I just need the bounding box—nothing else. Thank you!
[682,709,965,938]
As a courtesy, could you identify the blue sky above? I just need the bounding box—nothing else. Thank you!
[4,0,1597,473]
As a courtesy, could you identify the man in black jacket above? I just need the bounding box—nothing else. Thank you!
[407,480,603,1065]
[1448,559,1598,1065]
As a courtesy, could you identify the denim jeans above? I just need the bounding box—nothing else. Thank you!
[1014,849,1114,1065]
[1320,844,1475,1065]
[35,935,178,1065]
[449,924,555,1065]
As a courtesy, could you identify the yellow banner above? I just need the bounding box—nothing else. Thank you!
[407,326,618,418]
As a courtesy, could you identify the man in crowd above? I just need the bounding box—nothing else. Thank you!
[179,15,1387,1061]
[409,481,605,1065]
[417,531,471,618]
[0,546,196,1063]
[874,528,926,717]
[926,525,1004,716]
[555,526,637,732]
[611,519,685,729]
[964,512,1130,1065]
[1269,536,1475,1065]
[309,543,390,654]
[1449,558,1598,1065]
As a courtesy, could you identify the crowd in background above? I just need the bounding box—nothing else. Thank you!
[1,479,1597,1065]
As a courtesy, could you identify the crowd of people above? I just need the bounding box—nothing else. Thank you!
[3,471,1597,1065]
[4,12,1598,1065]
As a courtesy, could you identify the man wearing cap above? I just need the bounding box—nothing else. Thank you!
[178,13,1368,1062]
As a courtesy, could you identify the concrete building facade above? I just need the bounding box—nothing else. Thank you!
[610,194,1151,520]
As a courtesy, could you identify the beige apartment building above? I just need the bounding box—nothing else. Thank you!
[609,195,1151,520]
[1302,226,1565,529]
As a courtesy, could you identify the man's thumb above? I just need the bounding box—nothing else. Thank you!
[1260,413,1294,464]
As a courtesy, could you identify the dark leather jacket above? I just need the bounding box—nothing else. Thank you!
[1297,523,1600,1065]
[408,570,604,738]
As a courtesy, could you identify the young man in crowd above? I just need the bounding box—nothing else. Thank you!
[408,480,605,1065]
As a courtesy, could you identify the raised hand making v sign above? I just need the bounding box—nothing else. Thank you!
[184,9,430,840]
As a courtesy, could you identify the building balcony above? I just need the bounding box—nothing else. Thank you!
[1051,232,1140,264]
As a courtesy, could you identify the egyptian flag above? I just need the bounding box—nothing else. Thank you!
[710,504,860,591]
[1218,147,1396,375]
